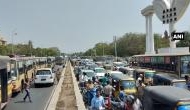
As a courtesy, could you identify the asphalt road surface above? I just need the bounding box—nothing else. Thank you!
[4,83,56,110]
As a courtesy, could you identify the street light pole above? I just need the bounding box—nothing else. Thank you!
[11,34,14,55]
[114,36,117,61]
[102,42,105,56]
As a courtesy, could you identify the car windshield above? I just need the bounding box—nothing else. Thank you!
[36,70,51,75]
[121,80,136,89]
[115,63,124,67]
[85,71,95,77]
[145,72,155,78]
[177,105,190,110]
[127,70,134,76]
[173,82,187,89]
[95,68,105,73]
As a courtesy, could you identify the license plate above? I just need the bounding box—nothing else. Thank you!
[41,79,46,81]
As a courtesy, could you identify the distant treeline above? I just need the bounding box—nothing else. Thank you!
[73,32,190,57]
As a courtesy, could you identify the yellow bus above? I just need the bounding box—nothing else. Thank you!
[10,56,47,94]
[0,56,12,108]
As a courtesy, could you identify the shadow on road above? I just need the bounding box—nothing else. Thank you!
[14,100,27,103]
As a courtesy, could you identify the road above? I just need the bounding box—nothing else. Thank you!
[4,83,56,110]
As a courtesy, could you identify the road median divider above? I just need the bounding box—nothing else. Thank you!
[44,62,67,110]
[70,62,86,110]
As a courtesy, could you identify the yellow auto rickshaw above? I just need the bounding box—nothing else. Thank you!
[111,73,137,97]
[134,68,155,85]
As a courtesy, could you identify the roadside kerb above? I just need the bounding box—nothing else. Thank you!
[44,62,67,110]
[70,62,86,110]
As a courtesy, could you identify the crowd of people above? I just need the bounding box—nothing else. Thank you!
[78,73,144,110]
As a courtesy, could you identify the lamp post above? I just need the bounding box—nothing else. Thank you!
[114,36,117,61]
[102,42,105,56]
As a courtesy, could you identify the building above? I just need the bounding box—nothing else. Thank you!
[0,35,7,46]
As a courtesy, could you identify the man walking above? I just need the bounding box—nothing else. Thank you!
[23,78,32,102]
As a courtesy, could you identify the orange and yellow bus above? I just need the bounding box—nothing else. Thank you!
[10,56,48,94]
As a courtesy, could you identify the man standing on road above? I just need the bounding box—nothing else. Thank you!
[185,75,190,90]
[23,78,32,102]
[103,81,115,97]
[91,89,107,110]
[136,74,143,88]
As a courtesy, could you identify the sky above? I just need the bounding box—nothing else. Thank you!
[0,0,190,53]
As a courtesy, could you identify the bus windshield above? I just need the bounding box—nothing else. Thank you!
[177,105,190,110]
[121,80,136,89]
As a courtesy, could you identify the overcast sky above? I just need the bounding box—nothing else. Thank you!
[0,0,190,53]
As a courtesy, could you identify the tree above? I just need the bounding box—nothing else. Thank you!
[176,31,190,47]
[83,32,170,57]
[0,45,8,55]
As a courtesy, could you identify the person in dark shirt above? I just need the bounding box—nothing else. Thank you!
[185,75,190,90]
[23,78,32,102]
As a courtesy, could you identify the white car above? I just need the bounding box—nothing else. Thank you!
[34,68,55,87]
[94,67,106,79]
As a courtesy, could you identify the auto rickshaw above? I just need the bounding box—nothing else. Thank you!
[119,67,135,77]
[153,72,187,89]
[143,86,190,110]
[134,68,155,85]
[111,73,137,97]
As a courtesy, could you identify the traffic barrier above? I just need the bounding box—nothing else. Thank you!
[70,62,86,110]
[44,62,66,110]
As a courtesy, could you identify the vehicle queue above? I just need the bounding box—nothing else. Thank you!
[71,56,190,110]
[0,55,58,109]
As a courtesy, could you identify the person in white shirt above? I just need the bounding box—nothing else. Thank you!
[79,72,88,87]
[136,74,143,87]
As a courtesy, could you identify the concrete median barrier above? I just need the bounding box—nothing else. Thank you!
[70,62,86,110]
[44,62,66,110]
[44,61,86,110]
